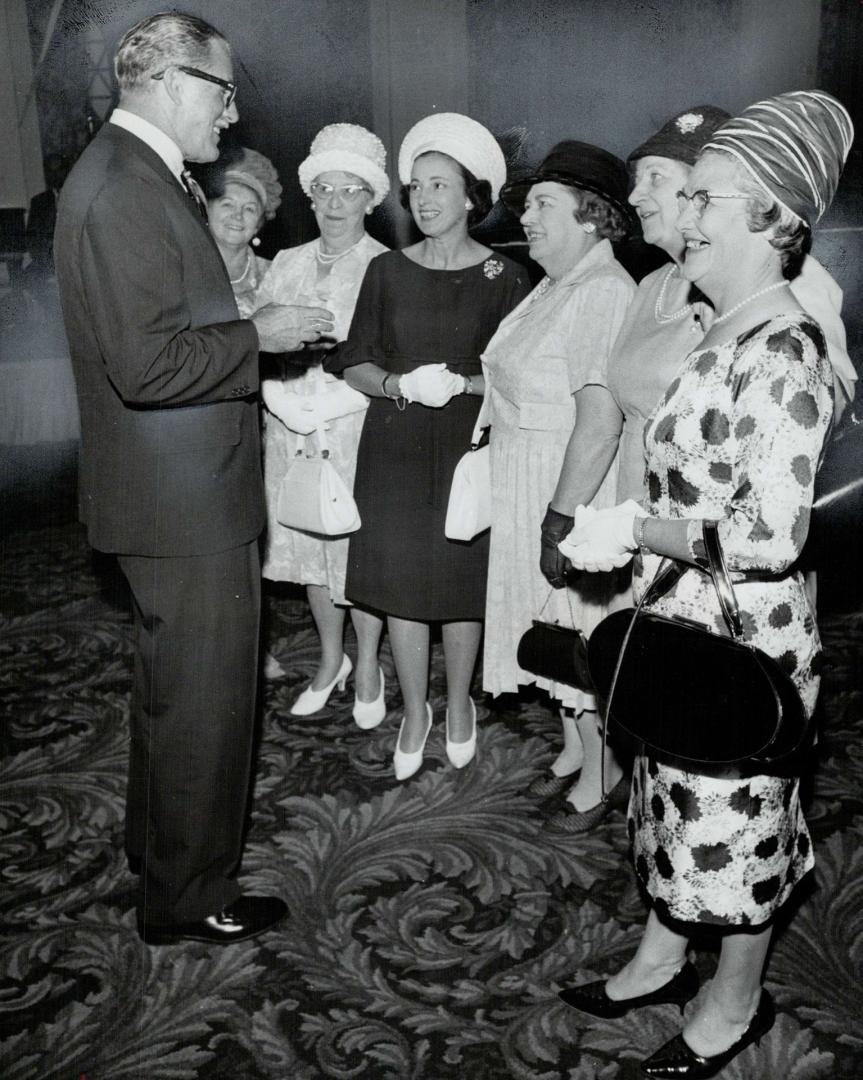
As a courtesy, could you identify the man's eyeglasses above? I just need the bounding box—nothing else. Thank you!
[309,181,371,203]
[676,190,750,217]
[151,66,237,109]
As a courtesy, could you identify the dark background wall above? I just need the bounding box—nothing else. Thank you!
[20,0,861,364]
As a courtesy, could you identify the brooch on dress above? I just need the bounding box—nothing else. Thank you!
[483,258,504,280]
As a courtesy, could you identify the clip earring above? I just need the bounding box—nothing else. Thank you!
[583,221,596,234]
[465,200,473,211]
[251,236,261,247]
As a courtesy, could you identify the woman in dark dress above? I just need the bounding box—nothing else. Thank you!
[329,112,529,780]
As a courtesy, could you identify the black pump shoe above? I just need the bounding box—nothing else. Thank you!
[641,989,776,1078]
[558,960,698,1018]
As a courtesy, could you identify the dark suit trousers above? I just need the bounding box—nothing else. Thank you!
[118,541,260,924]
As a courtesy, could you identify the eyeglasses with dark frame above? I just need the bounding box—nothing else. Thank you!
[151,65,237,109]
[676,189,751,217]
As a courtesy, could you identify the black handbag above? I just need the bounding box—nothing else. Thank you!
[516,590,594,692]
[587,521,809,766]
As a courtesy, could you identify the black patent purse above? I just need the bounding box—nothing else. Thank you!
[517,589,593,692]
[587,521,809,767]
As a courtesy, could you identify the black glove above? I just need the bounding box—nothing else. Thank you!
[540,504,574,589]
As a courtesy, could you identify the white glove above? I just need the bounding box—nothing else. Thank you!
[316,381,370,422]
[261,380,322,435]
[559,499,647,573]
[399,364,462,408]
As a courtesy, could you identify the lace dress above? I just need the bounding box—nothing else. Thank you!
[258,234,387,603]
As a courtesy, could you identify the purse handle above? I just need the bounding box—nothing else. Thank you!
[638,521,743,640]
[294,415,331,459]
[598,519,742,799]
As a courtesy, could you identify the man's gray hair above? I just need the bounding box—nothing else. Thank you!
[114,12,229,92]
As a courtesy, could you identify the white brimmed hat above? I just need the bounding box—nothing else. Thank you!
[298,123,390,207]
[397,112,506,202]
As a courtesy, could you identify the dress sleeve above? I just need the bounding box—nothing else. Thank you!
[689,320,834,572]
[565,274,634,394]
[325,254,386,374]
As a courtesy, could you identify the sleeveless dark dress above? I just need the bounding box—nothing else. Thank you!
[328,250,529,620]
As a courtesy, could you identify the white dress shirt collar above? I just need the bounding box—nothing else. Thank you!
[110,108,185,182]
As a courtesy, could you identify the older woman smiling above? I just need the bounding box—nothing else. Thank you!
[559,90,853,1080]
[481,141,636,830]
[203,147,282,316]
[256,124,390,721]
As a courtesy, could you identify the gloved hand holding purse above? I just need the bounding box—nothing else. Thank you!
[399,363,462,407]
[315,380,370,422]
[559,499,647,572]
[540,504,575,589]
[261,380,322,435]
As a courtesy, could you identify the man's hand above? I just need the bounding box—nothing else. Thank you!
[251,303,335,353]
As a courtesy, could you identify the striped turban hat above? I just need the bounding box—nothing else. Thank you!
[703,90,854,226]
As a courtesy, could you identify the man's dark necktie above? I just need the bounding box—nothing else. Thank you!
[180,169,208,220]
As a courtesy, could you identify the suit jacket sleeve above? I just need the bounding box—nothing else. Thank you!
[80,173,259,406]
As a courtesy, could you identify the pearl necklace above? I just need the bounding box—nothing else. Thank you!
[316,236,363,265]
[229,249,252,286]
[654,266,694,323]
[712,280,788,325]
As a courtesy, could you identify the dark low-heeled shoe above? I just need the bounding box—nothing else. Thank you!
[544,773,630,834]
[641,989,776,1078]
[527,770,576,799]
[559,960,698,1018]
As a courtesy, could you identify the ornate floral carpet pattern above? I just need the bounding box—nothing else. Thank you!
[2,521,862,1080]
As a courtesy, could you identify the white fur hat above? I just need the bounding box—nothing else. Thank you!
[397,112,506,202]
[298,123,390,207]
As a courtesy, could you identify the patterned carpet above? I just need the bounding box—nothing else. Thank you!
[2,519,862,1080]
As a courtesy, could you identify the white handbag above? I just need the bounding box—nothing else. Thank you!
[445,408,491,541]
[276,423,361,536]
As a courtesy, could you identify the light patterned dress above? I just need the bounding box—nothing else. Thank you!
[482,240,635,708]
[631,313,833,926]
[258,233,387,603]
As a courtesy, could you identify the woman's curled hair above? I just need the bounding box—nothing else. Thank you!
[572,189,630,243]
[715,151,811,276]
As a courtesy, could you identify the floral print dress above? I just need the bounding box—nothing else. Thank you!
[630,314,833,926]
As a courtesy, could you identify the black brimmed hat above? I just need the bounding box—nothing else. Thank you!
[500,140,631,221]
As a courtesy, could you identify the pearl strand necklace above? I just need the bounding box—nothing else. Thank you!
[316,235,363,265]
[654,266,694,323]
[229,249,252,286]
[712,280,788,325]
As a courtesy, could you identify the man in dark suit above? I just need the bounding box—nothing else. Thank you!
[54,12,333,945]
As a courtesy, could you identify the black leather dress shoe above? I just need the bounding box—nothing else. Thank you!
[127,853,142,876]
[137,894,287,946]
[559,961,699,1018]
[641,989,775,1078]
